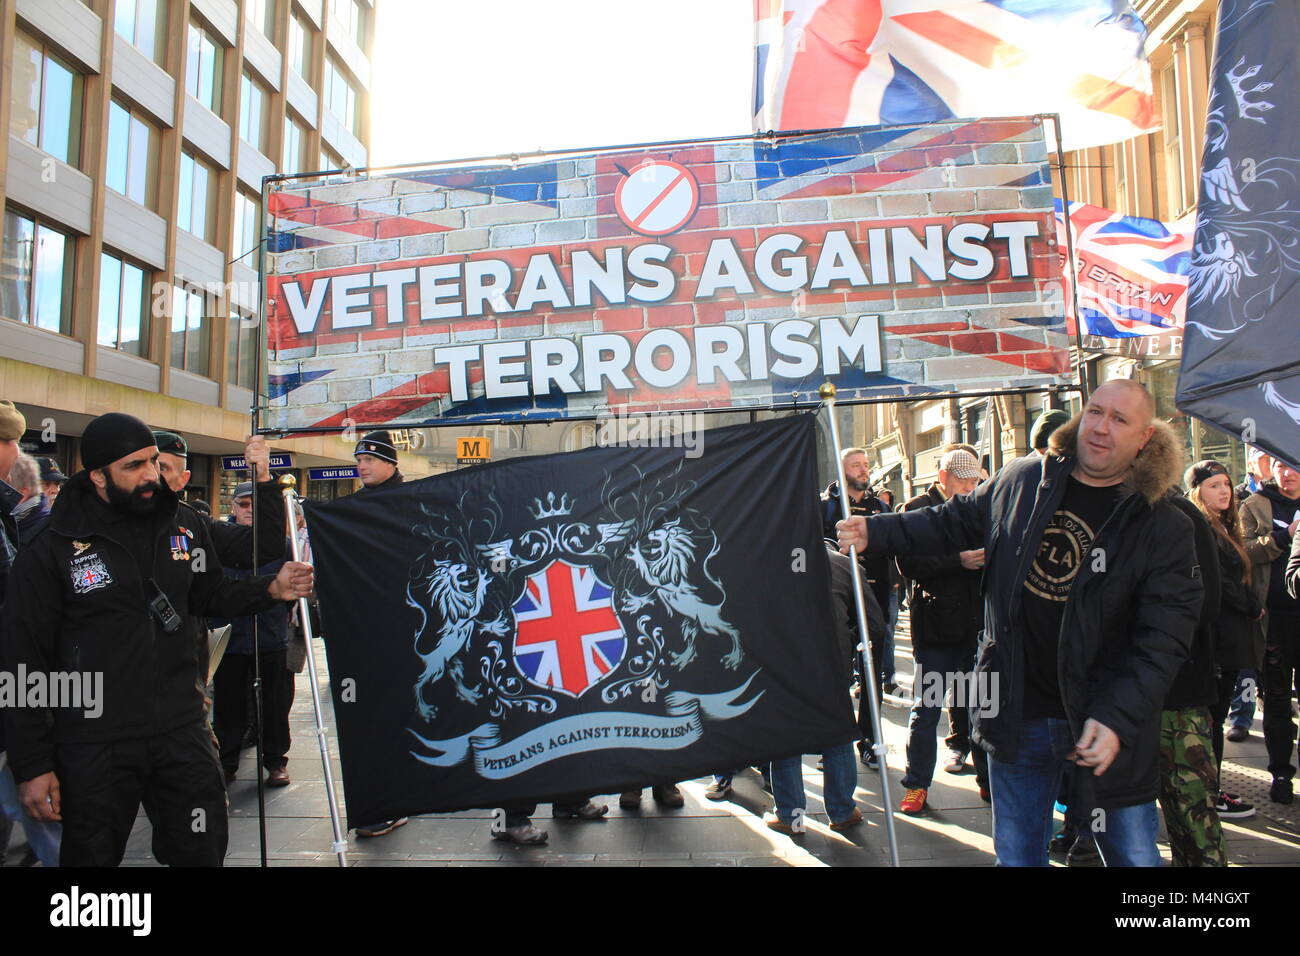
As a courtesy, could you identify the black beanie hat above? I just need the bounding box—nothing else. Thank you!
[1029,408,1071,450]
[81,413,158,471]
[354,430,398,464]
[1184,459,1230,491]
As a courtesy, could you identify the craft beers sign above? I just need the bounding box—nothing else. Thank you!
[263,118,1071,432]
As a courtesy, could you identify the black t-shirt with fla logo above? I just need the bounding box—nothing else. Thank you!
[1020,476,1122,719]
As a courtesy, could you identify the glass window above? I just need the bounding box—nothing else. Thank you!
[227,310,258,390]
[289,12,312,78]
[239,71,269,152]
[324,57,358,136]
[185,21,223,113]
[342,0,366,47]
[233,190,260,263]
[115,0,166,63]
[247,0,277,39]
[170,285,210,375]
[9,31,83,166]
[1,209,72,335]
[98,251,149,356]
[177,151,216,243]
[106,100,157,207]
[282,114,304,172]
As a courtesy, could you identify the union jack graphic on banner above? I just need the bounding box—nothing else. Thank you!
[1055,199,1193,338]
[753,0,1157,152]
[512,561,626,698]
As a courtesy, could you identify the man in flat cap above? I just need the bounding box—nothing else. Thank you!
[1,412,314,866]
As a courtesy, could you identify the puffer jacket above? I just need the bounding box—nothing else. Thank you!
[864,415,1201,808]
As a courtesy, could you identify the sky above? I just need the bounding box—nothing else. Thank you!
[369,0,755,168]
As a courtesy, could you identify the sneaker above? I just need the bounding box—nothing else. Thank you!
[1215,792,1256,820]
[355,818,408,838]
[492,823,548,846]
[861,750,879,771]
[1067,834,1102,867]
[552,800,609,819]
[830,807,863,831]
[942,751,967,774]
[704,779,733,801]
[762,811,799,836]
[1270,777,1294,805]
[1049,824,1078,855]
[1226,725,1249,743]
[899,788,927,815]
[652,784,684,808]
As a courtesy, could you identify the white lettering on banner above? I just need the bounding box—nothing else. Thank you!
[432,315,884,400]
[276,221,1041,334]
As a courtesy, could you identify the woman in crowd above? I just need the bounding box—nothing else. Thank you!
[1187,460,1261,820]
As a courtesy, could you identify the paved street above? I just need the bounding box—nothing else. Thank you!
[7,611,1297,868]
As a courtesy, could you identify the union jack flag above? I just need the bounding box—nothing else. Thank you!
[754,0,1157,152]
[1055,199,1192,338]
[512,560,626,698]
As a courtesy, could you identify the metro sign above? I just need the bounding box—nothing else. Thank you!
[512,560,626,698]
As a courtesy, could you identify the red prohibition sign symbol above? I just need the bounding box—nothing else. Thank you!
[614,160,700,236]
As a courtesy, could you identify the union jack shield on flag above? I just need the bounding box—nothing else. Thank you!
[753,0,1157,152]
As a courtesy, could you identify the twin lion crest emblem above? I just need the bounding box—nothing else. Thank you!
[405,470,745,727]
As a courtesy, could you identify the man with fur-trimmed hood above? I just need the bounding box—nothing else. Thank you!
[837,381,1201,866]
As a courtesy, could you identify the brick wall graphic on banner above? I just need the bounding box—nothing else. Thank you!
[264,118,1071,432]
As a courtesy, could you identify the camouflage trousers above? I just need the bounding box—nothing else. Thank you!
[1157,706,1226,867]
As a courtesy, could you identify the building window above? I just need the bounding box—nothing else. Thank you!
[1160,61,1188,215]
[289,11,313,79]
[239,71,270,153]
[185,21,224,113]
[1,209,73,335]
[233,189,260,264]
[246,0,277,40]
[114,0,167,63]
[178,151,217,243]
[282,114,305,172]
[227,310,258,390]
[10,31,83,167]
[106,99,157,208]
[340,0,367,47]
[97,251,149,356]
[171,285,210,374]
[324,56,359,136]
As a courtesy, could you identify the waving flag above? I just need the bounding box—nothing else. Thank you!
[754,0,1157,151]
[1177,0,1300,467]
[303,415,856,822]
[1055,199,1192,338]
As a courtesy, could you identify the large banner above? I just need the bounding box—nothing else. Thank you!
[303,416,855,823]
[264,118,1072,433]
[1177,0,1300,465]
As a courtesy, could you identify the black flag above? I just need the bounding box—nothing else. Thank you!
[304,415,856,824]
[1176,0,1300,464]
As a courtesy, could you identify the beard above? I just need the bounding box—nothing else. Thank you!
[103,471,161,515]
[844,475,869,493]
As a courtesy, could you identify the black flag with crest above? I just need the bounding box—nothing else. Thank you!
[304,414,856,824]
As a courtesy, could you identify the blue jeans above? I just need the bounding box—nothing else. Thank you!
[987,718,1161,867]
[1228,668,1257,730]
[0,757,62,867]
[902,642,973,790]
[770,744,857,823]
[882,588,900,684]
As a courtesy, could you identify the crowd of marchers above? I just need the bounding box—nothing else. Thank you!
[1,380,1299,867]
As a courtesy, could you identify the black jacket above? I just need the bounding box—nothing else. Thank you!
[864,416,1201,808]
[1219,533,1261,670]
[821,481,888,582]
[0,472,280,782]
[896,484,982,649]
[191,478,287,570]
[1162,492,1222,710]
[0,478,19,753]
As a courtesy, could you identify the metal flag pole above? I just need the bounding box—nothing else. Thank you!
[279,475,349,868]
[819,382,902,868]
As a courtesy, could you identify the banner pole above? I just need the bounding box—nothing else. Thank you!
[279,476,349,868]
[819,383,902,868]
